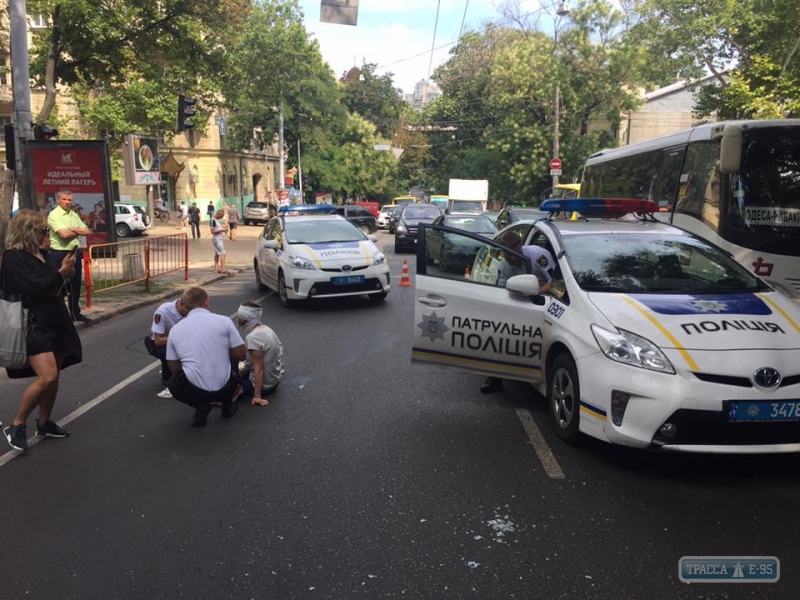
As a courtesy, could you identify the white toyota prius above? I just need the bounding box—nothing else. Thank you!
[254,213,390,307]
[412,198,800,453]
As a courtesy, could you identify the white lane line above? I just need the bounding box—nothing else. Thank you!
[0,361,161,467]
[516,408,565,479]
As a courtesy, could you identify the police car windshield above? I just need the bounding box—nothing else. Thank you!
[563,233,770,294]
[285,219,364,244]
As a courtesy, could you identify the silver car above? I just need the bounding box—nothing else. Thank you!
[243,201,272,225]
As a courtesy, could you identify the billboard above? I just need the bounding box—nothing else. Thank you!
[24,140,116,245]
[320,0,358,26]
[122,134,161,185]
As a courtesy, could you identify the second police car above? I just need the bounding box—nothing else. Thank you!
[412,198,800,453]
[254,207,390,307]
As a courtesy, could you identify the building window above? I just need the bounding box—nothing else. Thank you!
[29,14,48,29]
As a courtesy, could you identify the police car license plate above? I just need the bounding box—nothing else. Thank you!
[726,400,800,422]
[332,275,365,285]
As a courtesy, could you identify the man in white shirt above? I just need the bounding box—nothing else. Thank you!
[236,301,284,406]
[166,287,247,427]
[145,297,188,398]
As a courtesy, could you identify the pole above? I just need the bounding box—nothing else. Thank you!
[297,139,303,204]
[10,0,34,209]
[278,102,285,194]
[552,84,560,189]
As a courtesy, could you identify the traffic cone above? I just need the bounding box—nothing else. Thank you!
[399,259,412,286]
[464,266,471,280]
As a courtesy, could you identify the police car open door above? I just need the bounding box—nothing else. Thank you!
[411,225,547,385]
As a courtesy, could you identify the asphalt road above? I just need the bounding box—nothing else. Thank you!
[0,229,798,600]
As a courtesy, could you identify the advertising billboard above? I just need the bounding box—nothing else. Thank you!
[122,134,161,185]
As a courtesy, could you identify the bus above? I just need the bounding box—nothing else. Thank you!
[580,119,800,301]
[429,194,449,212]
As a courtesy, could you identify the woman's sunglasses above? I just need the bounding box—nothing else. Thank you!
[39,226,51,234]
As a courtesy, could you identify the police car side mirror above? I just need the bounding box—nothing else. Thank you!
[505,274,540,296]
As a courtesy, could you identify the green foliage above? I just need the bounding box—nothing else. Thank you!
[340,63,406,138]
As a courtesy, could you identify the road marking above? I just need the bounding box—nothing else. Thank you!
[516,408,565,479]
[0,361,161,467]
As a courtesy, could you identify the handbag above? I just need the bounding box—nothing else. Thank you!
[0,288,28,369]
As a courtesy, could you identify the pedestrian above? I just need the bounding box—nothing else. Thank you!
[145,297,188,398]
[481,241,554,394]
[2,209,82,452]
[179,201,189,229]
[188,202,202,239]
[236,301,284,406]
[165,287,247,427]
[46,189,92,322]
[227,203,240,241]
[210,209,229,273]
[207,201,215,222]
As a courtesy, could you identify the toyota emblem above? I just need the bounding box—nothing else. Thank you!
[753,367,781,388]
[341,264,353,272]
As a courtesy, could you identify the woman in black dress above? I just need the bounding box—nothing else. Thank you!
[2,209,82,452]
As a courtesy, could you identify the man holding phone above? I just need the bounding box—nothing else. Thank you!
[47,189,92,322]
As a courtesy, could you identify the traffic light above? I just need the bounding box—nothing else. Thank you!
[33,124,59,140]
[293,171,299,187]
[177,95,196,132]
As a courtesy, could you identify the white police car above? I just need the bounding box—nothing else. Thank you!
[254,211,390,307]
[412,198,800,453]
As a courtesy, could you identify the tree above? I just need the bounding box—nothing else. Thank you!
[340,63,405,138]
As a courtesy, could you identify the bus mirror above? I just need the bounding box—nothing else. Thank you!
[719,124,742,174]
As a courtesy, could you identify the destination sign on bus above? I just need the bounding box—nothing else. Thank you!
[744,207,800,227]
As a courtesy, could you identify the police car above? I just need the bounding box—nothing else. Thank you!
[412,198,800,453]
[254,211,390,307]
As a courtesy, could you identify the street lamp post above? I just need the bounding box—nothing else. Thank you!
[552,1,571,190]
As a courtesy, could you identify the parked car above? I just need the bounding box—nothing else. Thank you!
[253,214,390,307]
[130,205,152,227]
[387,206,403,234]
[377,205,396,229]
[244,201,272,225]
[114,203,150,238]
[394,203,442,253]
[426,214,499,273]
[494,206,548,230]
[335,205,378,234]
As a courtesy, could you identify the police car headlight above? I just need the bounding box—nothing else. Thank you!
[591,325,675,374]
[372,252,386,266]
[288,255,316,270]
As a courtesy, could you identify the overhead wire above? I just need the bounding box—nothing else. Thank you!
[427,0,442,81]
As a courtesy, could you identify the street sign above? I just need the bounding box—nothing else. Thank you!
[550,169,562,176]
[373,144,390,151]
[550,158,562,170]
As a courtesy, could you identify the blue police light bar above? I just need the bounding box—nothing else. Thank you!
[539,197,659,217]
[279,204,338,214]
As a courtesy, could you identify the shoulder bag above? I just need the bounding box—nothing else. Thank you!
[0,255,29,368]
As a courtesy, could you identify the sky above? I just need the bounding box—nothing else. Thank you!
[298,1,551,96]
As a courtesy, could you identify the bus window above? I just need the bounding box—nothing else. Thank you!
[675,141,720,230]
[651,148,685,212]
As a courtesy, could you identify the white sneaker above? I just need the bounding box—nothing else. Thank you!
[157,388,173,398]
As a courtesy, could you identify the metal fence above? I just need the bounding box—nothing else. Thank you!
[84,233,188,308]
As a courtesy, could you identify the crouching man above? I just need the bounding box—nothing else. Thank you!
[236,301,284,406]
[166,287,247,427]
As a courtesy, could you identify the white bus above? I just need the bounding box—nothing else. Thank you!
[581,119,800,300]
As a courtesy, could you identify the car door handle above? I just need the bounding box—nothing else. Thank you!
[418,295,447,308]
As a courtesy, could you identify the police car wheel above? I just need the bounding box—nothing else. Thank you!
[278,271,295,308]
[548,354,582,444]
[254,261,267,291]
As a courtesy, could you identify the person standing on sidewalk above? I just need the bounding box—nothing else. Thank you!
[188,202,202,239]
[179,201,189,230]
[166,287,247,427]
[3,209,81,452]
[207,201,215,222]
[210,209,229,273]
[47,189,92,322]
[227,203,240,241]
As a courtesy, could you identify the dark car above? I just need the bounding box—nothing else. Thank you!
[427,214,499,272]
[244,201,272,225]
[387,206,403,234]
[335,205,378,234]
[494,206,548,230]
[394,203,442,253]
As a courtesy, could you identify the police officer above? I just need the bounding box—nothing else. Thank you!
[146,297,188,398]
[481,244,555,394]
[166,287,247,427]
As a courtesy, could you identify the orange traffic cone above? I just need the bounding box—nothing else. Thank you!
[464,266,471,280]
[399,259,412,286]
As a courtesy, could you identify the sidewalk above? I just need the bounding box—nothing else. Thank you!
[78,220,262,327]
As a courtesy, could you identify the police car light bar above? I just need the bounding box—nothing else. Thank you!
[539,198,659,217]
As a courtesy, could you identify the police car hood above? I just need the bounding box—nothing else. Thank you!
[588,292,800,351]
[295,240,377,267]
